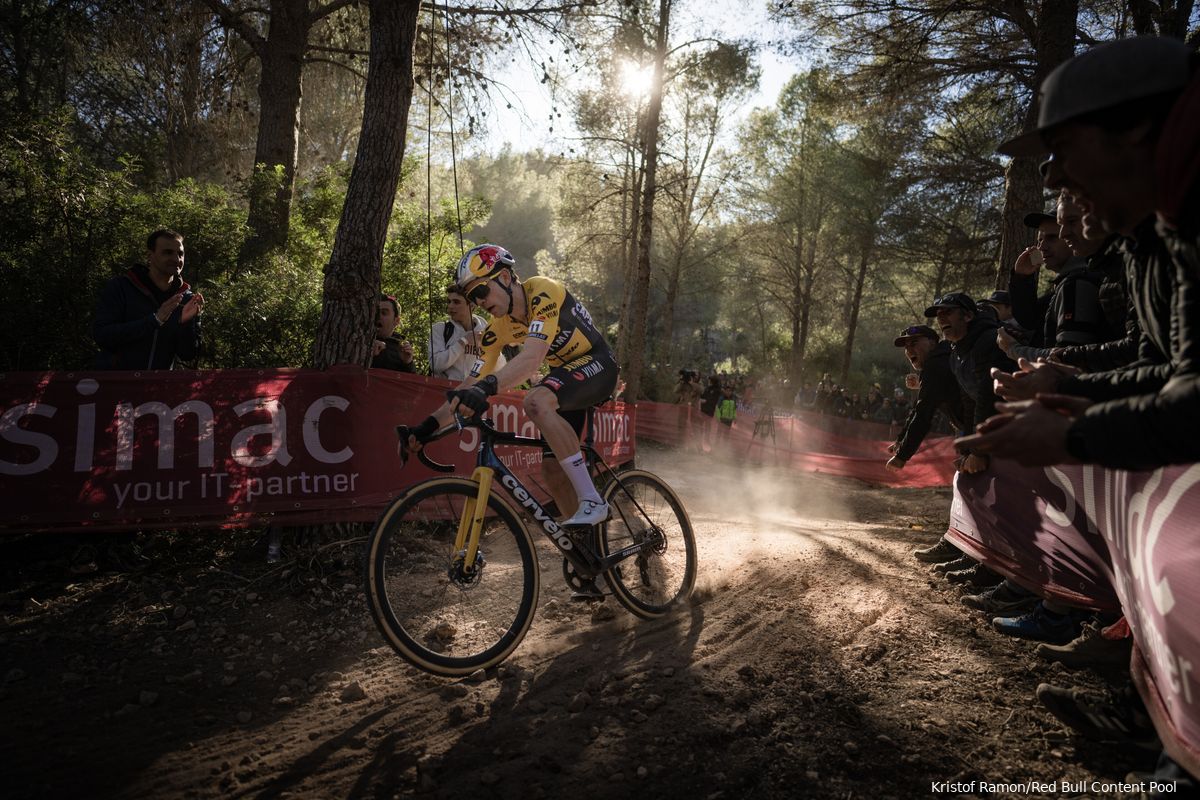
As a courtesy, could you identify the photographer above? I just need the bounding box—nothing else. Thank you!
[92,228,204,370]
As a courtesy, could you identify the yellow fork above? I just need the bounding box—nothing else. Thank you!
[453,466,494,573]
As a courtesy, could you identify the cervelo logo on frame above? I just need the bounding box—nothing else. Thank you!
[500,473,572,550]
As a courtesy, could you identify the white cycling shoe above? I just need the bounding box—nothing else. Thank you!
[562,499,610,527]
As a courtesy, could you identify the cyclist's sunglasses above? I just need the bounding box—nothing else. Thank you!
[466,281,491,304]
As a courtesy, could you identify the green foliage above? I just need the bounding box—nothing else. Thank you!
[0,112,140,370]
[201,253,323,368]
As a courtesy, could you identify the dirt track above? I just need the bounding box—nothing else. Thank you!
[2,446,1150,799]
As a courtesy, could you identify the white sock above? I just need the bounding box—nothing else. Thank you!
[559,452,602,505]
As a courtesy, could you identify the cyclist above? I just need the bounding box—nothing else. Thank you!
[399,244,619,527]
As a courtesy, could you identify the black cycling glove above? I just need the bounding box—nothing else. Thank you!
[447,375,498,415]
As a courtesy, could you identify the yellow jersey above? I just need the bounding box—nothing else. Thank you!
[469,275,609,378]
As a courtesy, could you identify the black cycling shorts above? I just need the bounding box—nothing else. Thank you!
[533,349,619,436]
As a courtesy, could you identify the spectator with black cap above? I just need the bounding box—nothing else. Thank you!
[925,292,1016,476]
[888,325,966,474]
[1006,210,1074,346]
[889,323,969,565]
[913,298,1008,598]
[979,290,1015,323]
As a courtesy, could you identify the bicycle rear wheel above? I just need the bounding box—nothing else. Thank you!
[598,469,697,618]
[364,478,539,677]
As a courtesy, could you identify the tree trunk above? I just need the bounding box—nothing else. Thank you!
[996,0,1078,288]
[241,0,311,263]
[798,232,818,375]
[311,0,421,369]
[616,141,641,366]
[622,0,670,402]
[789,225,803,384]
[840,245,871,384]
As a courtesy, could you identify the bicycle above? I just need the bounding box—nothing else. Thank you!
[364,411,697,677]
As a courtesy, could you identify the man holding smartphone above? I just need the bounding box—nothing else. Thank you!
[92,228,204,369]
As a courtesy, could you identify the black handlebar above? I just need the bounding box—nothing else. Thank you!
[417,448,455,473]
[397,410,555,473]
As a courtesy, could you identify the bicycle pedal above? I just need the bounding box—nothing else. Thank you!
[568,578,606,601]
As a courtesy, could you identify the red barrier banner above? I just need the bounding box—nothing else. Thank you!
[634,402,955,488]
[949,461,1200,776]
[0,368,634,532]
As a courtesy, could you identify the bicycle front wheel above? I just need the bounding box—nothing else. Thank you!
[364,478,539,677]
[599,469,697,618]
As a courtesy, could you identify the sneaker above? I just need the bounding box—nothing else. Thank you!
[1035,619,1134,669]
[961,579,1040,615]
[945,563,1001,588]
[930,555,975,575]
[563,499,610,527]
[1036,683,1159,749]
[569,578,605,602]
[913,537,962,564]
[992,602,1084,644]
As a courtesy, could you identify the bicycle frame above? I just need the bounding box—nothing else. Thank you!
[434,417,651,581]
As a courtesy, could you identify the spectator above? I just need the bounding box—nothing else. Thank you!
[1054,191,1127,344]
[890,387,910,423]
[715,383,737,435]
[674,370,701,407]
[429,285,495,381]
[888,324,972,566]
[871,398,892,424]
[978,290,1015,323]
[887,325,966,473]
[848,392,864,420]
[923,292,1016,475]
[999,197,1108,362]
[865,384,884,417]
[699,375,721,418]
[92,229,204,370]
[1007,210,1077,349]
[1049,201,1136,372]
[372,293,415,372]
[698,374,722,449]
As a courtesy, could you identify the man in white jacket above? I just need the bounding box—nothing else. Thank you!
[428,285,502,381]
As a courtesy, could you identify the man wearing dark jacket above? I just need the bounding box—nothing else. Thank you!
[1003,206,1107,363]
[1008,211,1076,349]
[925,292,1016,474]
[92,229,204,370]
[372,293,415,372]
[887,324,965,471]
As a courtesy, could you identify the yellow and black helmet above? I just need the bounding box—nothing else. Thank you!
[455,244,516,294]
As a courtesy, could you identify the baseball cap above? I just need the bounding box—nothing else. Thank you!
[893,324,939,347]
[1023,211,1057,229]
[924,292,978,318]
[980,290,1012,307]
[998,37,1193,157]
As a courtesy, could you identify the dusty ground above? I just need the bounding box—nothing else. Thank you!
[1,445,1152,799]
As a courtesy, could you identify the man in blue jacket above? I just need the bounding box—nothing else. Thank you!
[92,229,204,369]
